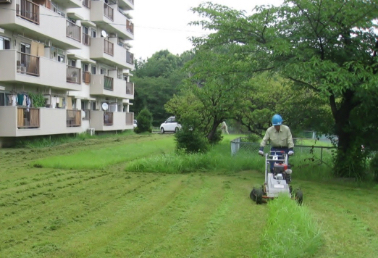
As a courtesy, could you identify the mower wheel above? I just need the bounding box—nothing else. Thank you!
[255,188,263,204]
[295,189,303,205]
[250,188,257,201]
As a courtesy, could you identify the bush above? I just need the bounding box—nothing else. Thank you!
[175,127,209,154]
[208,128,223,145]
[370,153,378,183]
[135,108,153,133]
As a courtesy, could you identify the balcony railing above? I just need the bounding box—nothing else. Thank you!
[104,3,114,21]
[104,39,114,56]
[104,76,114,91]
[66,20,81,42]
[66,110,81,127]
[17,52,40,76]
[82,71,91,84]
[104,111,113,126]
[126,112,134,126]
[16,0,40,25]
[82,33,91,46]
[67,66,82,84]
[126,20,134,34]
[17,108,40,128]
[126,51,134,65]
[83,0,91,9]
[126,82,133,95]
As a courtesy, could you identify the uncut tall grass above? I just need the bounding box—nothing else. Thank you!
[125,140,265,174]
[259,196,323,258]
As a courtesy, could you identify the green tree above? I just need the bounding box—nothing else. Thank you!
[135,108,153,133]
[132,50,192,125]
[191,1,378,178]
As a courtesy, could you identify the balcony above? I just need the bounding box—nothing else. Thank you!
[90,111,131,131]
[118,0,134,11]
[0,106,82,137]
[66,110,81,127]
[91,74,131,99]
[0,1,81,50]
[16,0,39,25]
[126,82,134,96]
[0,50,81,91]
[90,37,129,68]
[90,0,134,40]
[126,112,134,126]
[82,71,91,84]
[17,52,40,76]
[17,107,40,129]
[82,0,91,9]
[126,19,134,35]
[82,33,91,46]
[66,66,81,84]
[66,20,81,43]
[126,50,134,66]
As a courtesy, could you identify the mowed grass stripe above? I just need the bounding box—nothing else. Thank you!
[31,137,175,169]
[53,174,188,257]
[200,172,267,257]
[306,184,378,258]
[0,172,163,256]
[95,174,217,258]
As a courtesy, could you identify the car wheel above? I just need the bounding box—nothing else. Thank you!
[161,127,165,134]
[175,127,179,133]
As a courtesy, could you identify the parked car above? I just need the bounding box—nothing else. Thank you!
[160,116,181,133]
[133,119,137,128]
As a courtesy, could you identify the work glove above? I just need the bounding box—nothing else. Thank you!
[258,147,264,156]
[288,148,294,156]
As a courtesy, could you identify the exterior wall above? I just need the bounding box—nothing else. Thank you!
[90,37,128,68]
[0,50,81,91]
[0,1,81,49]
[0,106,82,137]
[0,0,135,140]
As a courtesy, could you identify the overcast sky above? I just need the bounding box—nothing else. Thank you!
[132,0,283,60]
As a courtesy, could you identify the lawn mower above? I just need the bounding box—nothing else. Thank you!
[250,151,303,205]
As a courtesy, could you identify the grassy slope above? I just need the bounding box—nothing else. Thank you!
[0,134,377,257]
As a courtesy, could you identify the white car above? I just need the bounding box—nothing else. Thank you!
[160,116,181,133]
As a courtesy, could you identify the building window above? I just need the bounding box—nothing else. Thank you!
[91,66,96,75]
[0,36,11,50]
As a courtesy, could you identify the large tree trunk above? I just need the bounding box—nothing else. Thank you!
[330,90,365,178]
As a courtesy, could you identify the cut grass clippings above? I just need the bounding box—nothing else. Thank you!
[259,195,323,258]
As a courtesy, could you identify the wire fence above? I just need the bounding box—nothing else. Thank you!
[231,137,336,167]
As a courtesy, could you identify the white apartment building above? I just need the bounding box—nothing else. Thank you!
[0,0,135,144]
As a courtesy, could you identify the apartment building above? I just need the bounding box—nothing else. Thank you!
[0,0,135,145]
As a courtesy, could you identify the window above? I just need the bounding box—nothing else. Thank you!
[91,29,97,38]
[68,59,76,67]
[83,64,89,72]
[0,37,10,50]
[91,66,96,75]
[100,68,106,75]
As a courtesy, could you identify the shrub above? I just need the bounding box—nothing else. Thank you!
[370,153,378,183]
[135,108,152,133]
[175,127,209,153]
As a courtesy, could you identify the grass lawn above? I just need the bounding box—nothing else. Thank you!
[0,134,377,257]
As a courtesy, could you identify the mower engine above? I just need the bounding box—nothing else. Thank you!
[273,163,292,184]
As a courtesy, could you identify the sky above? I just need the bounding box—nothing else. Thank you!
[132,0,283,60]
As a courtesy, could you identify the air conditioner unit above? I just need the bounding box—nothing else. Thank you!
[87,128,95,136]
[0,0,12,4]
